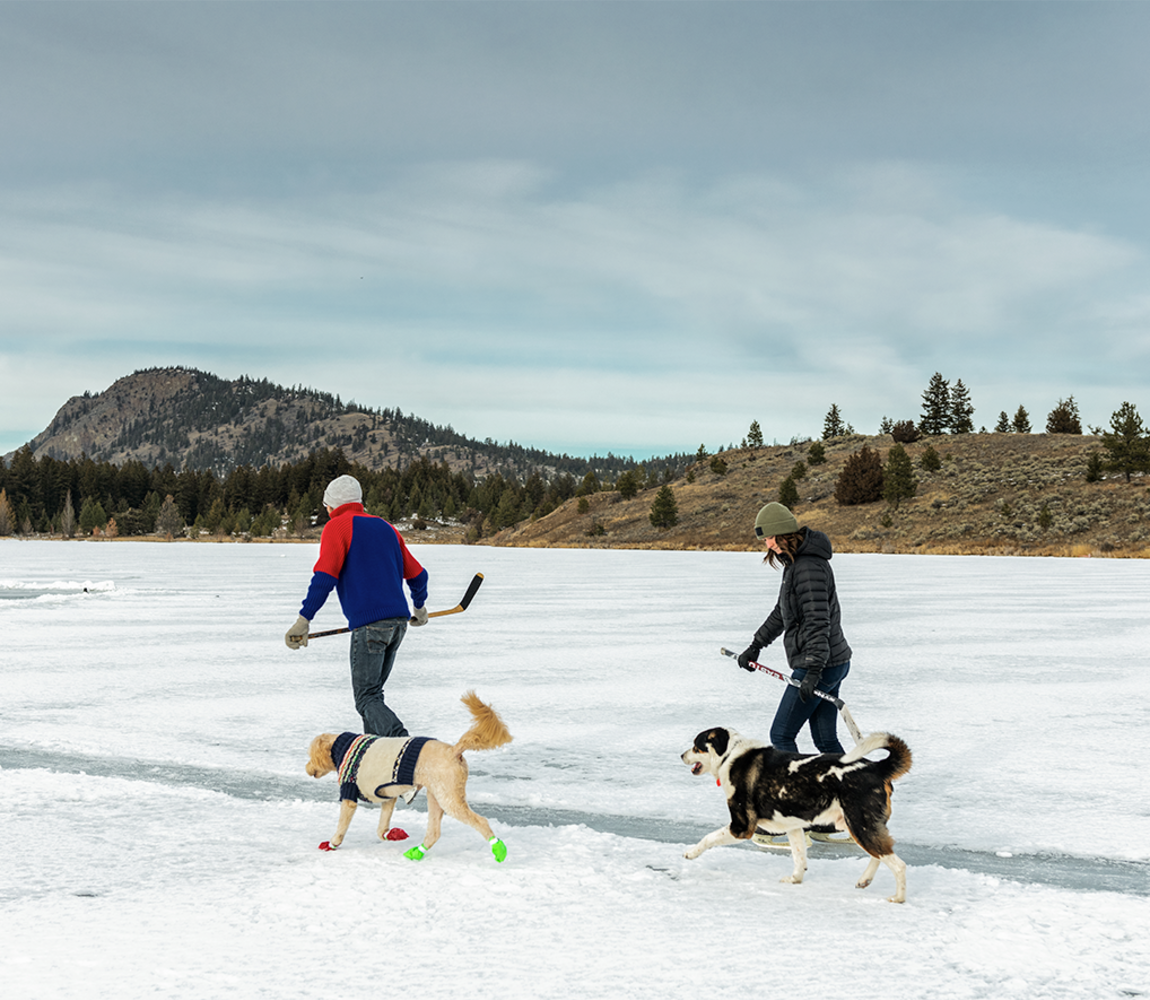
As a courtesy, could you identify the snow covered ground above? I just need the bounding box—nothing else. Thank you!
[2,539,1148,999]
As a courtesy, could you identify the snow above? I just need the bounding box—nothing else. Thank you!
[2,540,1149,999]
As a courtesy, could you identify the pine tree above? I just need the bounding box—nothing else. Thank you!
[948,379,974,434]
[649,485,679,528]
[1012,406,1032,434]
[778,476,800,507]
[1046,396,1082,434]
[0,488,13,536]
[882,443,917,509]
[60,490,76,538]
[747,420,764,448]
[156,494,184,538]
[615,470,639,499]
[806,441,827,465]
[1100,402,1150,482]
[576,471,601,496]
[920,444,942,472]
[891,420,921,444]
[823,404,846,440]
[995,411,1011,433]
[919,373,950,436]
[834,446,884,505]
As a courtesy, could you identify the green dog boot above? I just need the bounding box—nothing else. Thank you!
[488,837,507,863]
[404,843,427,862]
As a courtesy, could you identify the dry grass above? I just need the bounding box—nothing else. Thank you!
[481,433,1150,558]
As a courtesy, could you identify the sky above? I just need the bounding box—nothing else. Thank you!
[3,1,1150,461]
[3,542,1149,997]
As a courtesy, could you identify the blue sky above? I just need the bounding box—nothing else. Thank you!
[3,2,1149,460]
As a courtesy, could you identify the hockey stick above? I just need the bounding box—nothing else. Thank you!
[306,573,485,640]
[719,647,863,744]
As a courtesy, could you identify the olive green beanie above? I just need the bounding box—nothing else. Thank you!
[754,502,799,538]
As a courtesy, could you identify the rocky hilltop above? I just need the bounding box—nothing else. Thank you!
[14,367,680,482]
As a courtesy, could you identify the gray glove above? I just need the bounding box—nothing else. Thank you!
[285,616,310,649]
[409,606,429,627]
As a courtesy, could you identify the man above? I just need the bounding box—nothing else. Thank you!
[285,474,428,737]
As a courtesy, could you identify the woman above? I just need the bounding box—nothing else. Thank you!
[736,502,852,754]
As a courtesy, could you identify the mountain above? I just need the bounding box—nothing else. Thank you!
[12,366,685,481]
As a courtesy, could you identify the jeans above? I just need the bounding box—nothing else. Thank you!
[769,660,851,754]
[349,617,410,738]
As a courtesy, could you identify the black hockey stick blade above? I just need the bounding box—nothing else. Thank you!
[307,573,484,638]
[427,572,484,619]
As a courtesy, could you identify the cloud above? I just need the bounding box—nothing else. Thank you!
[2,158,1146,457]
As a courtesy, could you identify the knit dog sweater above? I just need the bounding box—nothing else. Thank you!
[330,732,434,802]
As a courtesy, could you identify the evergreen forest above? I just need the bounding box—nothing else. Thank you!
[0,446,625,540]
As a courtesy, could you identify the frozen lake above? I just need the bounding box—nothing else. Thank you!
[2,540,1149,998]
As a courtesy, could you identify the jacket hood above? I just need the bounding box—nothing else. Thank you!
[797,527,833,562]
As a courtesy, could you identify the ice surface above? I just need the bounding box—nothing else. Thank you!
[2,540,1148,998]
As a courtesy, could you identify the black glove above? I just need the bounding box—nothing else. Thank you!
[736,646,760,671]
[798,668,822,703]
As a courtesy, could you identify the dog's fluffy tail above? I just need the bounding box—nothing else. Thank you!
[842,732,913,782]
[451,690,513,756]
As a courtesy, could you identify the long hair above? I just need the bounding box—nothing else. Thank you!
[763,527,806,569]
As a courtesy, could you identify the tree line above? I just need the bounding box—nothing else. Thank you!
[0,445,687,540]
[822,372,1099,442]
[819,399,1150,515]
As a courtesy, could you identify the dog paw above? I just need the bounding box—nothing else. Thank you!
[856,877,873,889]
[683,847,702,860]
[489,837,507,863]
[779,874,804,884]
[404,843,427,861]
[384,828,409,841]
[318,841,337,852]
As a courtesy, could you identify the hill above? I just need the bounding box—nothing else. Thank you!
[11,367,686,482]
[4,367,1147,557]
[481,432,1150,557]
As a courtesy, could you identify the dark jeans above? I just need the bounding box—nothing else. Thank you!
[769,660,851,754]
[349,617,410,738]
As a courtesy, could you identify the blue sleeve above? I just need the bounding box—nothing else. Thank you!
[406,568,428,610]
[300,570,338,620]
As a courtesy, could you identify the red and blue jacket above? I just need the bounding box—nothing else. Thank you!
[299,502,428,630]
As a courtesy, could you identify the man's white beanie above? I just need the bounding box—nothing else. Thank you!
[323,474,363,510]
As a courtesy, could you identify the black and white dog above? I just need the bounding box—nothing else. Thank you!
[682,728,913,903]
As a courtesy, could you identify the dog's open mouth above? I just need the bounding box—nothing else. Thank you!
[691,762,703,776]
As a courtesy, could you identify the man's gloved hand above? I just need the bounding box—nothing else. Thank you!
[798,668,822,703]
[285,616,310,649]
[736,645,760,671]
[409,606,429,627]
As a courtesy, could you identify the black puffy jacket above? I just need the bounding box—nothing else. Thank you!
[752,528,852,673]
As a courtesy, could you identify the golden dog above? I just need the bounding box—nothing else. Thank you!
[306,690,512,862]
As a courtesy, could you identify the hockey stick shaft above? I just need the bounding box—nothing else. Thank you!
[719,647,863,744]
[307,573,484,639]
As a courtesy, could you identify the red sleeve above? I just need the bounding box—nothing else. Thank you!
[314,516,354,578]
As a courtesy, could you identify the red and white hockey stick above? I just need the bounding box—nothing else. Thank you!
[720,646,863,744]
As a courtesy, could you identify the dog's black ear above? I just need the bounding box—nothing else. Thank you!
[694,728,729,755]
